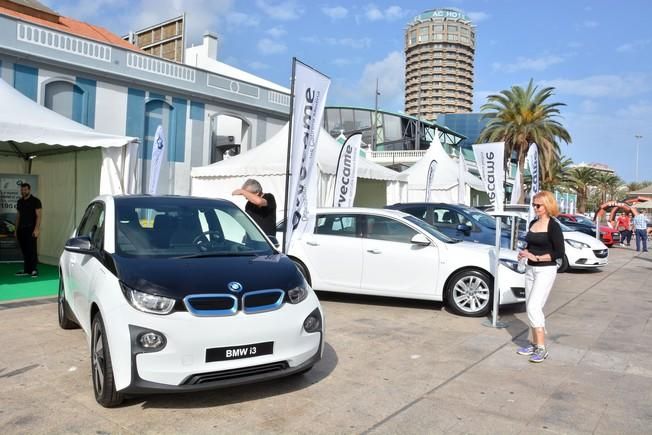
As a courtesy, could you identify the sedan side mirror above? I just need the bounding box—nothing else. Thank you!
[456,223,471,233]
[64,236,94,254]
[410,233,431,246]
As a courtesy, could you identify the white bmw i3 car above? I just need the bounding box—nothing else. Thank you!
[58,195,323,407]
[286,208,526,317]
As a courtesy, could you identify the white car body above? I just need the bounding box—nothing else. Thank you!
[490,211,609,270]
[59,195,323,406]
[287,208,526,316]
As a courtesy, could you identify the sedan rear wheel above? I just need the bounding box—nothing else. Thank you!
[91,314,124,407]
[446,269,492,317]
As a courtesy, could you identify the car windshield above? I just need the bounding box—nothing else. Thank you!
[555,219,573,232]
[114,197,274,258]
[573,215,594,225]
[465,208,497,229]
[405,216,458,243]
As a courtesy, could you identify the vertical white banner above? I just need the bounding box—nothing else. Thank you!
[526,143,540,223]
[148,125,166,195]
[425,159,438,203]
[472,142,506,212]
[457,150,466,205]
[285,61,330,252]
[333,133,361,207]
[510,162,522,205]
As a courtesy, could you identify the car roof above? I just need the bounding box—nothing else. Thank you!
[316,207,411,219]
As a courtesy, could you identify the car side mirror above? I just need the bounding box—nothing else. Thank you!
[268,235,281,248]
[64,236,94,254]
[456,224,471,233]
[410,233,431,246]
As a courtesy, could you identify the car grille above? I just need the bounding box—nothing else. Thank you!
[184,294,238,317]
[183,361,289,385]
[242,289,285,314]
[593,249,608,259]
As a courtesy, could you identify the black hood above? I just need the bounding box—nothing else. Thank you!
[113,254,304,299]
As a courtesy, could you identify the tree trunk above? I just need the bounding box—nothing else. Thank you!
[517,151,527,204]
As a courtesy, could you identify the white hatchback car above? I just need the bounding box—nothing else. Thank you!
[59,195,324,407]
[491,211,609,272]
[286,208,526,317]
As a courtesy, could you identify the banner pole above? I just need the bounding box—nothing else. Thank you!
[282,57,297,254]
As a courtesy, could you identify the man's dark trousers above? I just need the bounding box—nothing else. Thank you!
[17,227,38,273]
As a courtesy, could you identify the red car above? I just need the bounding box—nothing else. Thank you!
[557,214,620,247]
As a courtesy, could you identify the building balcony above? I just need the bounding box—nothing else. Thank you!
[365,150,427,166]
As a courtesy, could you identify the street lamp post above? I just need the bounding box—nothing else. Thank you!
[635,134,643,182]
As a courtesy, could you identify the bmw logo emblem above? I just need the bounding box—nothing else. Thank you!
[227,282,243,293]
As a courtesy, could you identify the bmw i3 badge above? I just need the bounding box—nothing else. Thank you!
[227,282,243,293]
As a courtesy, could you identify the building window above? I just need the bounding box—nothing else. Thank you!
[433,25,443,32]
[44,80,85,124]
[418,27,429,42]
[448,34,459,41]
[409,31,417,45]
[144,98,174,161]
[447,25,458,33]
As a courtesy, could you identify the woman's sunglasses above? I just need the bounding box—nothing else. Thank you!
[533,203,544,209]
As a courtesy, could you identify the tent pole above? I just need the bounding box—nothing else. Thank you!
[282,57,297,254]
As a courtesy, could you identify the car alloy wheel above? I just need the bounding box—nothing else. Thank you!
[447,270,492,317]
[90,314,123,407]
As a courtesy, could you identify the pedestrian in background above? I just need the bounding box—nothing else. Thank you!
[615,212,631,247]
[232,179,277,236]
[15,183,42,278]
[517,191,565,363]
[633,209,649,253]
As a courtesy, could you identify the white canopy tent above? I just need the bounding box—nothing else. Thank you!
[0,79,138,264]
[403,131,485,205]
[191,124,408,216]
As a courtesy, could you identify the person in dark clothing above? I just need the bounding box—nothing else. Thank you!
[232,179,277,236]
[516,190,565,363]
[15,183,42,278]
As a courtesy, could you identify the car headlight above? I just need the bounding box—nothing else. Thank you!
[566,239,591,249]
[287,280,309,304]
[499,258,525,274]
[120,282,176,315]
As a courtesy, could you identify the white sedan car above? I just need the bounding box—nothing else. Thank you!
[286,208,526,317]
[59,195,323,407]
[490,211,608,272]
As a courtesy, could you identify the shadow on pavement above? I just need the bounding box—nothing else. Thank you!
[132,342,338,410]
[491,303,530,346]
[316,291,445,312]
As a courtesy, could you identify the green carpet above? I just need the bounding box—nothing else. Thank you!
[0,263,59,302]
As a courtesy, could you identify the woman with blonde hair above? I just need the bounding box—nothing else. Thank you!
[517,191,565,363]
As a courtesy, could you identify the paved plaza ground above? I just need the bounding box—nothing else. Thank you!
[1,247,651,434]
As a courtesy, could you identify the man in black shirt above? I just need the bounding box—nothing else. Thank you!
[15,183,42,278]
[233,179,277,236]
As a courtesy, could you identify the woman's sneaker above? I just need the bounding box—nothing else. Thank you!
[529,346,549,363]
[516,344,535,355]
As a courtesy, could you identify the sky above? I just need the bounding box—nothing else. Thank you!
[44,0,652,183]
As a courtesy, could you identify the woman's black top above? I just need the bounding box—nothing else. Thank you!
[526,218,565,267]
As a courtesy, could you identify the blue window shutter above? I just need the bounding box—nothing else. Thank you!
[76,77,96,127]
[14,64,38,101]
[171,98,187,162]
[190,101,204,121]
[126,88,146,155]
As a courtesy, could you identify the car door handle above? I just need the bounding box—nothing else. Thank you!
[367,249,382,254]
[306,241,319,246]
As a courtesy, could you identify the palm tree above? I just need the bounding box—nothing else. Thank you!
[479,79,572,203]
[595,172,623,203]
[542,155,573,191]
[568,167,597,213]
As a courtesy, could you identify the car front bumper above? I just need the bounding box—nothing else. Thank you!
[498,264,526,305]
[567,249,608,268]
[103,292,323,393]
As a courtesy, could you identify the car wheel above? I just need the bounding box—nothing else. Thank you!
[291,258,312,286]
[556,255,569,273]
[58,279,78,330]
[91,313,124,407]
[446,269,492,317]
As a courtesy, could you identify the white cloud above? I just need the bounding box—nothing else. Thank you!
[492,55,564,73]
[583,20,599,28]
[255,0,303,20]
[249,61,270,70]
[225,11,260,27]
[331,51,405,109]
[257,38,287,55]
[467,11,490,23]
[332,57,361,66]
[473,90,496,111]
[51,0,235,44]
[542,74,652,98]
[303,36,371,49]
[617,39,651,53]
[568,41,584,49]
[322,5,348,19]
[266,26,286,38]
[364,4,407,21]
[579,99,598,113]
